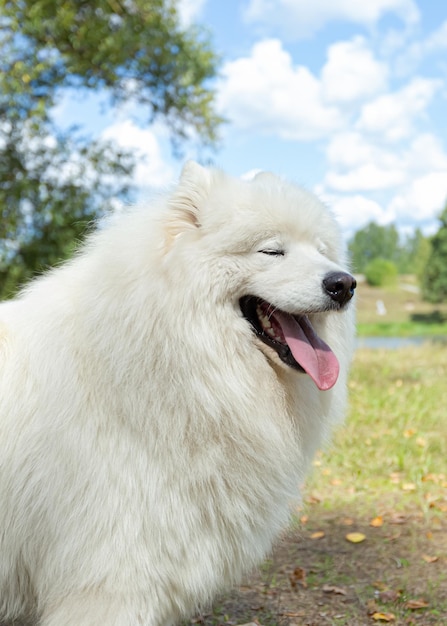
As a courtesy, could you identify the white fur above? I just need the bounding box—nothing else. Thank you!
[0,163,355,625]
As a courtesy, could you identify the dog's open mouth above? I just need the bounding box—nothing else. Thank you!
[240,296,339,391]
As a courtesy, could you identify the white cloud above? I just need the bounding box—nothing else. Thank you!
[176,0,207,26]
[320,130,447,235]
[218,39,344,141]
[244,0,419,39]
[404,134,447,172]
[318,191,388,236]
[388,172,447,226]
[326,164,405,192]
[218,36,440,149]
[101,120,174,191]
[395,19,447,76]
[424,19,447,53]
[326,132,386,169]
[321,37,388,103]
[356,77,442,141]
[217,27,446,237]
[324,132,404,191]
[325,131,447,195]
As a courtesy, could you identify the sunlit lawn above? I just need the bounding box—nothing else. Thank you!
[204,345,447,625]
[355,277,447,337]
[203,279,447,625]
[306,345,447,515]
[311,278,447,512]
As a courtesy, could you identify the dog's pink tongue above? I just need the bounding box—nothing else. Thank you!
[275,312,339,391]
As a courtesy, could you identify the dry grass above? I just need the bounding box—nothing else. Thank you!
[355,277,447,336]
[195,346,447,626]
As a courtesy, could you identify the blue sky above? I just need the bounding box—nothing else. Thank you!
[53,0,447,239]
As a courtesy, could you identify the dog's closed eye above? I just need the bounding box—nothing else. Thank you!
[259,249,285,256]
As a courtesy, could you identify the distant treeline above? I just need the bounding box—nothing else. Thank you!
[349,222,430,276]
[349,206,447,303]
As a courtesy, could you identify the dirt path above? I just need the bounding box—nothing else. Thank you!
[195,508,447,626]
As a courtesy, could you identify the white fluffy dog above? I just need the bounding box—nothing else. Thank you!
[0,163,356,626]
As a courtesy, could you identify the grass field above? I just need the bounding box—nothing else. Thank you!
[296,345,447,624]
[197,344,447,625]
[311,345,447,513]
[356,276,447,337]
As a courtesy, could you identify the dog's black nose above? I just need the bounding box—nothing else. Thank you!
[323,271,356,306]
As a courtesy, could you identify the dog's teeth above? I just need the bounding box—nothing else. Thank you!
[259,313,272,330]
[261,315,272,328]
[257,306,271,328]
[257,306,281,340]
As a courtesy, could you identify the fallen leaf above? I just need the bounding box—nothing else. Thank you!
[370,516,384,527]
[372,612,395,622]
[405,599,429,610]
[390,513,406,524]
[422,473,438,482]
[422,554,439,563]
[322,584,347,595]
[340,517,354,526]
[310,531,325,540]
[306,494,321,505]
[346,532,366,543]
[367,600,379,615]
[378,589,401,602]
[372,581,387,591]
[300,514,309,524]
[289,566,307,588]
[402,482,416,492]
[403,428,416,438]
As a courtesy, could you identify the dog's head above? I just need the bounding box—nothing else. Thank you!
[164,161,356,391]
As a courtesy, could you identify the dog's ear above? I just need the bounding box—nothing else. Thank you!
[166,161,211,235]
[253,171,278,184]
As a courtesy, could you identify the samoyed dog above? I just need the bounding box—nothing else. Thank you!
[0,162,356,626]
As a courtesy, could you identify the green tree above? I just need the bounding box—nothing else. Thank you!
[404,228,431,279]
[364,258,398,287]
[349,222,399,274]
[349,222,430,276]
[422,204,447,303]
[0,0,222,298]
